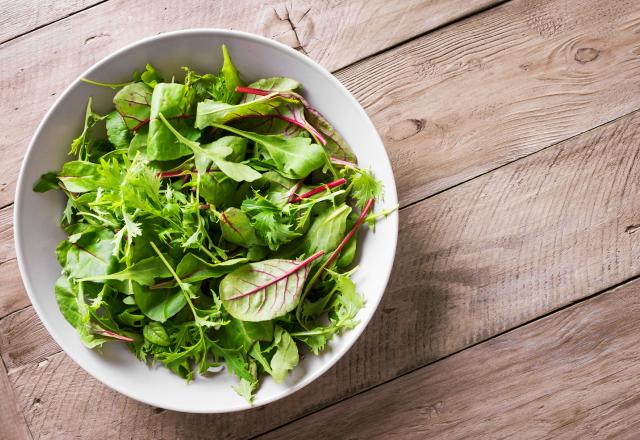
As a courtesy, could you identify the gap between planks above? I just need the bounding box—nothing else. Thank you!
[252,269,640,439]
[255,274,640,439]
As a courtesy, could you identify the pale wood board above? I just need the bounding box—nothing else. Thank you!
[0,359,31,440]
[4,107,640,439]
[0,259,29,319]
[0,205,14,263]
[0,0,102,43]
[0,0,501,208]
[336,0,640,206]
[258,278,640,440]
[0,307,59,371]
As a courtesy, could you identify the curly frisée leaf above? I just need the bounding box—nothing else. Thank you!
[220,251,324,321]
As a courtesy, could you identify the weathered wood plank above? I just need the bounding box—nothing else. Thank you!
[4,103,640,439]
[257,278,640,440]
[0,205,15,264]
[0,259,29,319]
[0,0,501,208]
[0,307,59,371]
[0,360,31,440]
[0,0,102,44]
[336,0,640,206]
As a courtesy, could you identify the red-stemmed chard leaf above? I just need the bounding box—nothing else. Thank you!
[220,250,325,321]
[236,86,357,162]
[290,178,347,203]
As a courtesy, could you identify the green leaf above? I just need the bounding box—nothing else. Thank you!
[336,229,358,267]
[211,124,325,179]
[33,172,59,192]
[218,319,274,351]
[57,226,116,279]
[211,342,256,383]
[133,283,187,323]
[219,207,262,248]
[304,204,351,253]
[143,322,171,346]
[55,276,109,348]
[220,44,242,104]
[77,256,172,285]
[232,378,256,402]
[252,211,300,251]
[219,254,321,322]
[241,77,301,103]
[113,82,152,130]
[269,326,299,383]
[194,94,296,128]
[176,254,248,284]
[200,172,236,208]
[128,127,148,159]
[159,114,261,182]
[350,168,383,210]
[140,63,163,88]
[105,111,132,149]
[69,97,104,158]
[58,161,101,193]
[147,83,195,161]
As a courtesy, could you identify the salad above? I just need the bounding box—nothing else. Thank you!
[34,45,394,401]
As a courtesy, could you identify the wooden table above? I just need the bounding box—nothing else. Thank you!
[1,0,640,438]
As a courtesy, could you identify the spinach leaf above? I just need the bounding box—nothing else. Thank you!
[33,172,59,192]
[133,283,187,322]
[211,124,325,179]
[57,226,116,279]
[304,204,351,253]
[58,161,102,193]
[143,322,171,346]
[220,44,242,104]
[147,83,196,161]
[77,256,172,285]
[176,254,248,283]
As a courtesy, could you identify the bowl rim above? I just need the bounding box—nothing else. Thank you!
[14,28,398,413]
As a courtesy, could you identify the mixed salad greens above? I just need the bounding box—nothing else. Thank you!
[34,45,394,401]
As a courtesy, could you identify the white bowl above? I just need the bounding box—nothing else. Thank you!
[14,29,398,413]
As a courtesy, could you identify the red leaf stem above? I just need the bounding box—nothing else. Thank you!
[323,198,374,269]
[330,157,358,168]
[290,178,347,203]
[235,86,271,96]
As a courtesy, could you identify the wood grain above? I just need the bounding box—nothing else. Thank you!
[0,360,31,440]
[4,105,640,439]
[0,307,59,371]
[0,205,14,263]
[0,259,29,319]
[258,278,640,440]
[336,0,640,206]
[0,0,102,44]
[0,0,501,208]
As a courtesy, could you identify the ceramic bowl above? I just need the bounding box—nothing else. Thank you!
[14,29,398,413]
